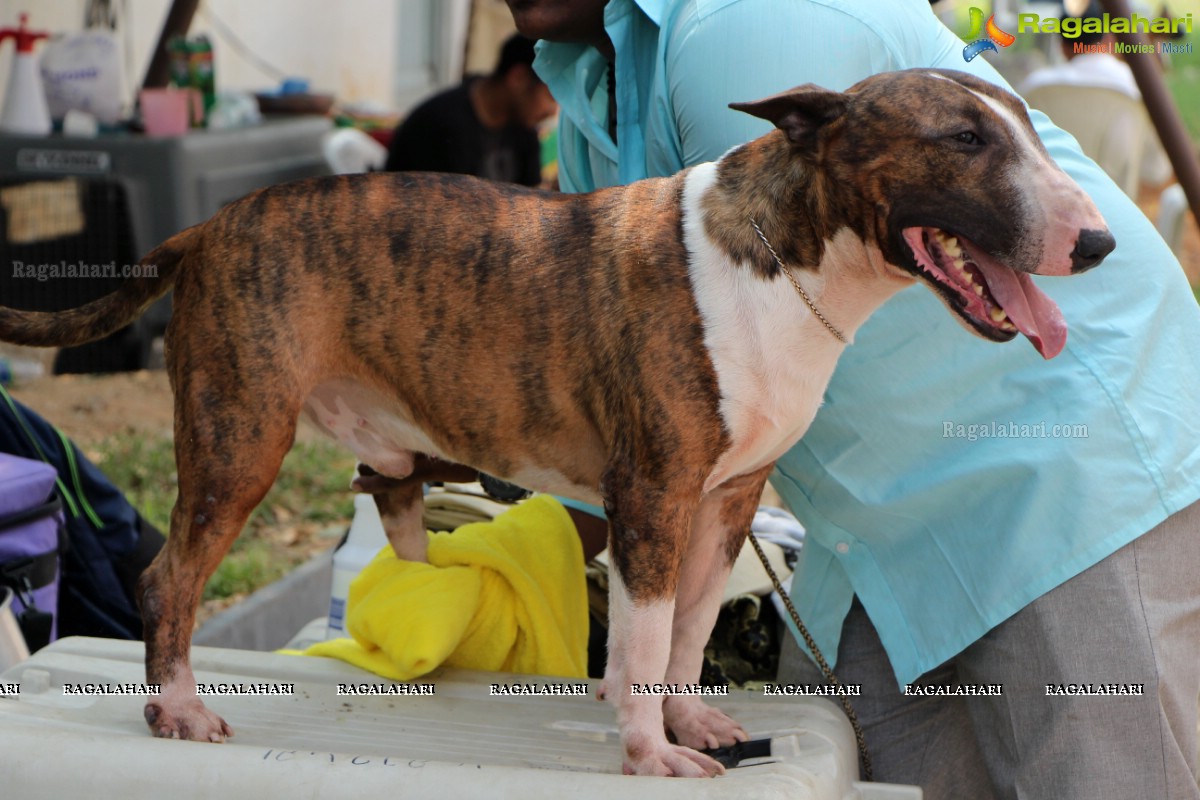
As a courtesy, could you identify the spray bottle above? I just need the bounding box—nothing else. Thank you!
[326,494,389,639]
[0,13,51,135]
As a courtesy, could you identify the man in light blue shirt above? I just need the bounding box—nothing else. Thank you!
[507,0,1200,796]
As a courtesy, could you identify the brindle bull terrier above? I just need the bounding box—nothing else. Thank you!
[0,69,1113,778]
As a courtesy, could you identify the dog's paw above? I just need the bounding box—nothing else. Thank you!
[663,696,748,751]
[622,740,725,778]
[144,699,233,743]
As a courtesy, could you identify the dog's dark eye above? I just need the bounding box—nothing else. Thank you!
[952,130,983,146]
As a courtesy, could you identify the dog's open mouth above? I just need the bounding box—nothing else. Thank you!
[902,227,1067,359]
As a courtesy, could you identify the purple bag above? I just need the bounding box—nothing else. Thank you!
[0,452,64,651]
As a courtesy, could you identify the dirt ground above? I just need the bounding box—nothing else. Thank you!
[1,360,334,453]
[5,366,174,445]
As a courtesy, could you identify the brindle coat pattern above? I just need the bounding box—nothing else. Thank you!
[154,172,736,693]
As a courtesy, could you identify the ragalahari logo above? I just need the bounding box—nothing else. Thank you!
[963,7,1016,61]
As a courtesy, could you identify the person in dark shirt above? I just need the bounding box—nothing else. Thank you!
[384,34,557,185]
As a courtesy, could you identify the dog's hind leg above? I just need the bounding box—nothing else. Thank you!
[661,466,772,751]
[138,366,302,742]
[365,471,427,563]
[351,457,477,562]
[600,468,727,778]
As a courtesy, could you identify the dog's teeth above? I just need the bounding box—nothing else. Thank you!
[974,284,984,296]
[933,229,962,257]
[1000,321,1017,331]
[990,307,1009,322]
[959,264,974,284]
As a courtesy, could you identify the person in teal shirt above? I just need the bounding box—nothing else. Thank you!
[506,0,1200,797]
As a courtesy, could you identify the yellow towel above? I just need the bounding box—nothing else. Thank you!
[297,495,589,681]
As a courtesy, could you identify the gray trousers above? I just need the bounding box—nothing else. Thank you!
[778,500,1200,800]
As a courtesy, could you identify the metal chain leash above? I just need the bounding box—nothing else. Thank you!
[749,218,848,344]
[747,533,874,781]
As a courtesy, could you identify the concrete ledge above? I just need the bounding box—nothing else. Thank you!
[193,551,332,651]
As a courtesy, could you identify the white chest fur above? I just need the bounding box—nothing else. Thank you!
[681,164,861,492]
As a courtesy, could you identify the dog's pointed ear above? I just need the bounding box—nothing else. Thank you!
[729,85,847,148]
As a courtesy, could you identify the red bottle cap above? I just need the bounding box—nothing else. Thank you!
[0,13,49,54]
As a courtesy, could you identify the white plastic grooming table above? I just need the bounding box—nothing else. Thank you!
[0,635,920,800]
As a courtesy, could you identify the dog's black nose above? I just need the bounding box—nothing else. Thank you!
[1070,228,1116,273]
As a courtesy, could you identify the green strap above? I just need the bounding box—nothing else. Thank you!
[0,383,49,462]
[0,383,89,524]
[55,426,104,529]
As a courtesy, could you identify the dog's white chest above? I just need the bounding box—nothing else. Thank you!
[682,165,846,491]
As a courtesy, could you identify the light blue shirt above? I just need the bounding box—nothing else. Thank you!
[537,0,1200,686]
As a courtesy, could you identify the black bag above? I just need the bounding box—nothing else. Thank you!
[0,385,164,641]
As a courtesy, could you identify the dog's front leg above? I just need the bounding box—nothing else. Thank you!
[600,474,725,777]
[661,466,773,750]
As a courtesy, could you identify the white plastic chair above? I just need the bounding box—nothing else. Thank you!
[1024,84,1152,199]
[321,128,388,174]
[1155,183,1188,257]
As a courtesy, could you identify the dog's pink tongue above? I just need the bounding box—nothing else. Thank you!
[974,260,1067,359]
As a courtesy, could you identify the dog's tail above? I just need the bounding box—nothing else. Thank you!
[0,224,200,348]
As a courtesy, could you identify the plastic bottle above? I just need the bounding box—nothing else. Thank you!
[326,494,388,639]
[167,35,191,89]
[187,34,215,124]
[0,13,51,135]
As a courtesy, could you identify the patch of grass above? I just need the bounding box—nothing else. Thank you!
[91,435,177,533]
[94,433,357,602]
[251,440,358,527]
[1165,61,1200,143]
[204,538,279,600]
[1161,20,1200,141]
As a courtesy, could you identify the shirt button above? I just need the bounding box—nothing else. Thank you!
[836,542,850,554]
